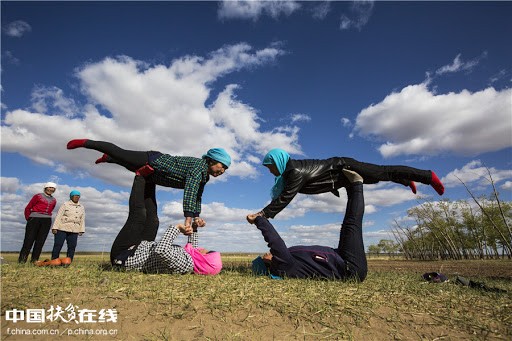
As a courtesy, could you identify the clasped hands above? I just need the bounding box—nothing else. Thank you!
[246,211,265,224]
[178,217,206,235]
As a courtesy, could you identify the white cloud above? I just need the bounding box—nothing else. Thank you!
[311,1,331,20]
[290,113,311,123]
[341,117,351,127]
[3,20,32,38]
[31,86,79,117]
[354,83,512,158]
[3,51,20,65]
[1,43,303,187]
[434,53,484,76]
[218,0,301,21]
[339,1,374,31]
[501,181,512,190]
[489,69,510,85]
[441,160,512,189]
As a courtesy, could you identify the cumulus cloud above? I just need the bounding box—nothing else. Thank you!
[441,160,512,189]
[2,20,31,38]
[31,86,80,117]
[218,0,301,21]
[353,83,512,158]
[339,1,374,31]
[1,43,303,186]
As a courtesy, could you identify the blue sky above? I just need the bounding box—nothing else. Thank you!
[1,1,511,254]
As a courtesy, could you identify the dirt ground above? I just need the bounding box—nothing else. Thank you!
[2,258,511,340]
[367,258,512,279]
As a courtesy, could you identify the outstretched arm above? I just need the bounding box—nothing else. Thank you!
[252,216,295,267]
[260,169,304,219]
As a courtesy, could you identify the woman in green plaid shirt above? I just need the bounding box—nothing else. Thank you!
[67,139,231,229]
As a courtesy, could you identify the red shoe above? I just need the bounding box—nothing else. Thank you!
[67,139,88,149]
[409,181,417,194]
[95,154,110,164]
[430,171,445,195]
[135,164,154,177]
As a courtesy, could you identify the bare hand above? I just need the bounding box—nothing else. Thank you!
[246,213,259,224]
[52,229,58,235]
[177,224,193,235]
[194,217,206,227]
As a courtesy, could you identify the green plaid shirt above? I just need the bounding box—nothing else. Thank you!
[150,154,209,217]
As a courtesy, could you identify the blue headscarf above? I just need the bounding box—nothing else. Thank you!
[69,190,81,198]
[262,148,290,200]
[251,256,283,280]
[203,148,231,168]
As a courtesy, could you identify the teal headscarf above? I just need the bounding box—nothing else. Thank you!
[69,190,81,198]
[262,148,290,200]
[203,148,231,168]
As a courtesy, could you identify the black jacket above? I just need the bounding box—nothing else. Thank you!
[262,158,350,218]
[261,157,433,218]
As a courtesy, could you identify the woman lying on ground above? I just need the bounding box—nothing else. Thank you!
[247,169,367,281]
[110,174,222,275]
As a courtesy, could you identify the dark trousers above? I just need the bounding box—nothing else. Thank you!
[337,183,368,281]
[18,217,52,263]
[51,231,79,260]
[110,176,159,263]
[343,157,432,186]
[84,140,151,171]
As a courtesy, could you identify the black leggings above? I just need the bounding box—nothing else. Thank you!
[110,176,159,262]
[84,140,152,172]
[18,217,52,263]
[337,183,367,281]
[343,157,432,186]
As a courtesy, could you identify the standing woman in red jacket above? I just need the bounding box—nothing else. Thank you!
[18,182,57,263]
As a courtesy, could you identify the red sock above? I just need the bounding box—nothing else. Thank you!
[409,181,417,194]
[430,171,445,195]
[95,154,109,164]
[135,164,154,177]
[67,139,88,149]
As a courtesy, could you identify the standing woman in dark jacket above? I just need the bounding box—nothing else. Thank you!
[250,148,445,219]
[19,182,57,263]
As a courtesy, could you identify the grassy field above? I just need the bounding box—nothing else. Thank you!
[1,253,511,340]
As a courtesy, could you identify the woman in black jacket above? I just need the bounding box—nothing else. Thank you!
[250,148,445,219]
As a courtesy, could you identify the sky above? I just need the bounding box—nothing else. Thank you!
[1,1,511,254]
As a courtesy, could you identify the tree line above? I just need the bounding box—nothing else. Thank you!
[370,171,511,260]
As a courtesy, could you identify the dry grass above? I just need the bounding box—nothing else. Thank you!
[1,253,511,340]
